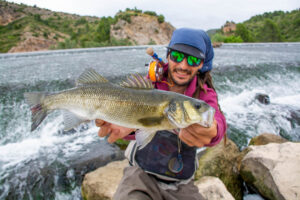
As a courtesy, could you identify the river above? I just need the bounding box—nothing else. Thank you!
[0,43,300,199]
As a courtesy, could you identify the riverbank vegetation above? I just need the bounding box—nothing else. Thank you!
[0,1,166,52]
[0,1,299,53]
[209,9,300,43]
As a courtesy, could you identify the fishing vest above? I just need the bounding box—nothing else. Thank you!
[126,130,198,182]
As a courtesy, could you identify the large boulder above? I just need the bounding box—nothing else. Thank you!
[81,159,128,200]
[81,159,235,200]
[195,138,243,200]
[249,133,288,146]
[195,176,235,200]
[240,142,300,200]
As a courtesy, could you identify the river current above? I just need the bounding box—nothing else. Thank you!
[0,43,300,199]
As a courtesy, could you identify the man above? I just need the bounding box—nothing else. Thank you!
[96,28,226,200]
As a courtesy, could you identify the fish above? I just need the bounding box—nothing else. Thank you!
[24,68,215,147]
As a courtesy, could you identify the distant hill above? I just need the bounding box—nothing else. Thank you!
[210,9,300,43]
[0,1,175,53]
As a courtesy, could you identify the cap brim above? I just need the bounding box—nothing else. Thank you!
[168,44,205,59]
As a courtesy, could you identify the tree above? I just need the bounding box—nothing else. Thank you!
[157,15,165,23]
[257,19,283,42]
[96,17,111,42]
[235,24,254,42]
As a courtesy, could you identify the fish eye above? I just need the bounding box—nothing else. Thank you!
[195,104,201,109]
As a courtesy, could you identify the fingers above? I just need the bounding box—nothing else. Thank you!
[96,119,111,138]
[179,129,205,147]
[97,122,111,137]
[95,119,105,127]
[106,129,121,143]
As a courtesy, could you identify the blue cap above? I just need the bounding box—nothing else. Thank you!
[168,28,214,73]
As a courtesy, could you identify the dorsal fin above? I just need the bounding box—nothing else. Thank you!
[120,73,154,89]
[76,68,108,86]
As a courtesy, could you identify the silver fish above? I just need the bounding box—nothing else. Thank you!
[24,69,215,145]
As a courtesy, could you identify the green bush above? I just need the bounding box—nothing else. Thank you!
[148,38,156,45]
[144,11,157,16]
[117,12,132,23]
[224,35,243,43]
[43,31,49,38]
[33,14,41,21]
[96,17,111,42]
[257,19,283,42]
[157,15,165,23]
[57,38,77,49]
[235,24,254,42]
[211,33,226,42]
[110,37,132,46]
[75,17,87,26]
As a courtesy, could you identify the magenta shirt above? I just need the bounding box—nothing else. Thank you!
[125,64,227,146]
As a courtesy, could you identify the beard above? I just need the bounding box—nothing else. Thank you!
[168,67,198,86]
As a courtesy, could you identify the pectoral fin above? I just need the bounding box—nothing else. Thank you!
[63,111,89,131]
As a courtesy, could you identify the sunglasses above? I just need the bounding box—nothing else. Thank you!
[169,50,202,67]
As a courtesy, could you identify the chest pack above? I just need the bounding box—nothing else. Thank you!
[126,130,198,182]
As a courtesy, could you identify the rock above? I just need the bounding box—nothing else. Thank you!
[212,42,222,48]
[69,141,125,183]
[195,138,243,200]
[0,1,25,25]
[111,15,175,45]
[81,159,128,200]
[255,93,270,105]
[249,133,288,146]
[290,109,300,125]
[81,160,235,200]
[8,37,56,53]
[2,140,124,200]
[240,142,300,200]
[195,176,235,200]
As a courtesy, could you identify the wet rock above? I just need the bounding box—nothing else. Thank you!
[248,133,288,146]
[2,140,124,200]
[240,142,300,200]
[195,139,243,200]
[255,93,270,105]
[68,140,125,184]
[290,110,300,125]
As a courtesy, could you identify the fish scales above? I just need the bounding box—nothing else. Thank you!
[43,84,173,130]
[24,69,215,133]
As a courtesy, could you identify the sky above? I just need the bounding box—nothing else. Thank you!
[7,0,300,30]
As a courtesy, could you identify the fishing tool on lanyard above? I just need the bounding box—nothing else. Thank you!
[168,129,183,173]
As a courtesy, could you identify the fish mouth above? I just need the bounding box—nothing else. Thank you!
[198,107,215,127]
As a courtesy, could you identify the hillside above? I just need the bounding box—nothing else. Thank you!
[0,1,175,53]
[210,9,300,43]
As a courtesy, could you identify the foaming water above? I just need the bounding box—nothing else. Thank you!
[0,44,300,199]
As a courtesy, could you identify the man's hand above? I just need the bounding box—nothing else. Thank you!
[95,119,135,143]
[179,119,217,148]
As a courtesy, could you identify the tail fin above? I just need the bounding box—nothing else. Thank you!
[24,92,48,131]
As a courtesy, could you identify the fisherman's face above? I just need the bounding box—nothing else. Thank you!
[168,53,203,87]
